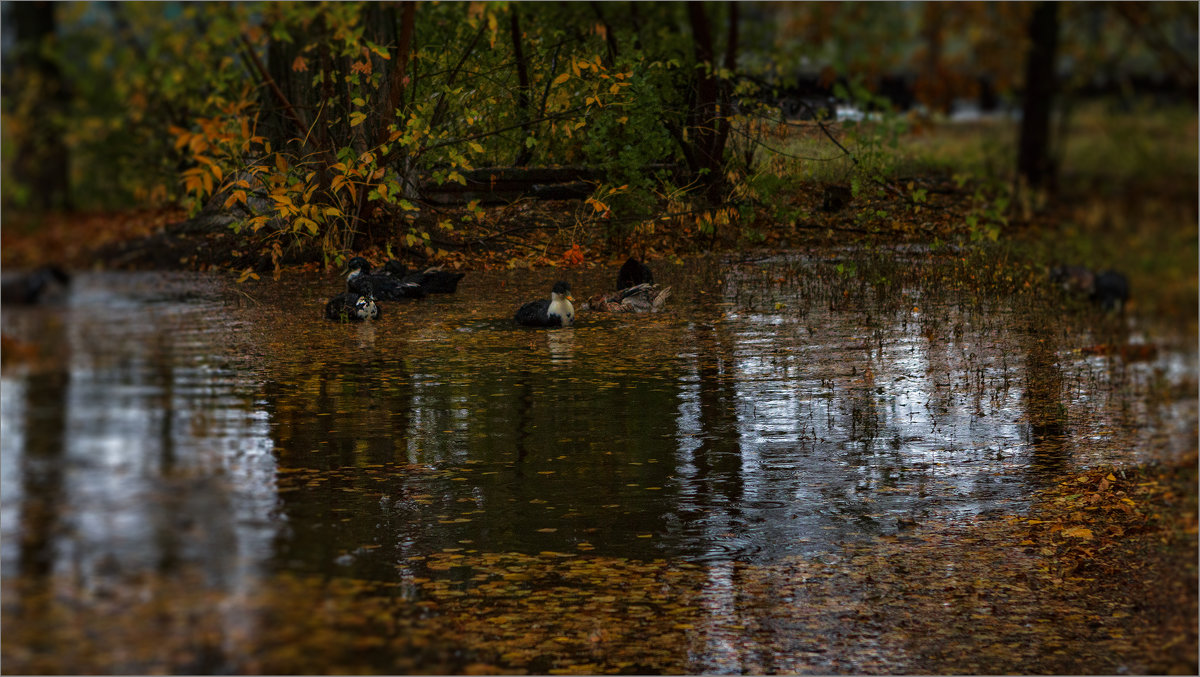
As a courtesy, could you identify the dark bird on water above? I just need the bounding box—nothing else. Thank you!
[582,282,672,313]
[584,257,670,313]
[1091,270,1130,313]
[616,257,654,290]
[1050,265,1129,313]
[382,260,466,294]
[1,266,70,305]
[325,284,380,322]
[514,281,575,327]
[346,256,426,300]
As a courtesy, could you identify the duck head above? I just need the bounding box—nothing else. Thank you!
[345,256,372,280]
[549,280,575,326]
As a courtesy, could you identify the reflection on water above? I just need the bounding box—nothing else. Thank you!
[1,274,277,594]
[2,256,1195,670]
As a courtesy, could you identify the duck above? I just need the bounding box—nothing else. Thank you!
[382,260,466,294]
[345,256,426,300]
[1049,265,1094,296]
[616,257,654,290]
[1050,265,1129,312]
[583,257,671,313]
[582,282,672,313]
[514,281,574,327]
[325,284,380,322]
[1,265,70,305]
[1091,270,1129,313]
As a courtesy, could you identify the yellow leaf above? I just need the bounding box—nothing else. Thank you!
[295,217,319,235]
[553,71,570,86]
[1061,526,1093,540]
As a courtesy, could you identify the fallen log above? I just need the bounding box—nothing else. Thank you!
[417,164,679,204]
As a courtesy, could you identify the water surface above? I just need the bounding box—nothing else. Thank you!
[2,253,1193,672]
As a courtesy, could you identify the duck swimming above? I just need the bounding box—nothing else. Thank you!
[325,284,380,322]
[616,257,654,290]
[582,282,672,313]
[382,260,466,294]
[345,256,426,300]
[1091,270,1129,313]
[1,265,70,305]
[1050,265,1129,312]
[514,281,574,327]
[583,257,671,313]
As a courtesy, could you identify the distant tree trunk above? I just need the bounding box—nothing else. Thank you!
[10,1,70,210]
[916,3,953,114]
[685,1,738,204]
[1017,2,1060,191]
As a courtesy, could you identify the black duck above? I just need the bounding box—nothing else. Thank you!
[1,266,70,305]
[616,257,654,290]
[514,281,574,327]
[346,256,425,300]
[383,260,466,294]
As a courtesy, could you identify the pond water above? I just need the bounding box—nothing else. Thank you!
[2,252,1194,673]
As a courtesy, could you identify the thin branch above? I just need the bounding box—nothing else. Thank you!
[416,105,590,155]
[429,21,488,131]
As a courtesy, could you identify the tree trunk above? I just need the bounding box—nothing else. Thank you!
[1017,2,1060,191]
[510,8,534,166]
[376,1,415,148]
[686,1,733,204]
[10,1,70,210]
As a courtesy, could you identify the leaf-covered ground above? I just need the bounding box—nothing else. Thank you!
[2,451,1194,674]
